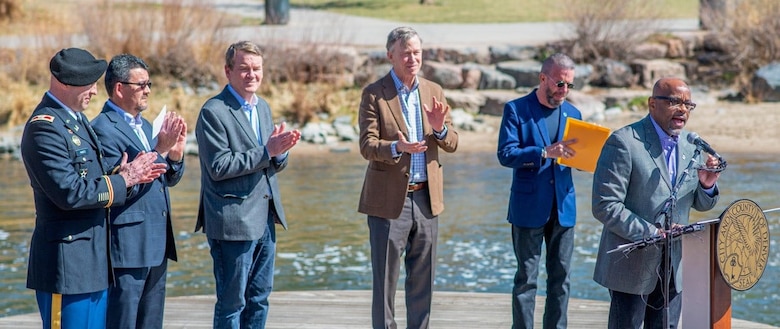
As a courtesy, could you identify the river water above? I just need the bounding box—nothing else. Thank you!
[0,150,778,326]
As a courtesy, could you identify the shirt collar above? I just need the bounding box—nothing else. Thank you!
[227,85,257,111]
[45,91,79,120]
[649,116,678,150]
[106,100,143,126]
[390,69,418,94]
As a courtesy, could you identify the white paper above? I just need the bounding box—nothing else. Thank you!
[152,105,167,138]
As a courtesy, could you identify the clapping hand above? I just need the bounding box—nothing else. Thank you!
[266,122,301,157]
[117,151,167,187]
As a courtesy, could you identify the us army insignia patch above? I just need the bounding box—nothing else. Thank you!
[30,115,55,123]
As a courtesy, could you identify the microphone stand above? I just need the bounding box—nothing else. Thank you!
[658,147,702,329]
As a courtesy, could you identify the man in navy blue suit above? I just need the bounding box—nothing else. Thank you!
[91,54,187,329]
[497,53,581,329]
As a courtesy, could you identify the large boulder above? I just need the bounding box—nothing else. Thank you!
[750,62,780,102]
[631,59,687,89]
[477,66,516,89]
[479,90,521,116]
[496,60,542,88]
[488,45,537,63]
[445,89,487,114]
[422,61,464,90]
[592,59,636,88]
[424,47,490,65]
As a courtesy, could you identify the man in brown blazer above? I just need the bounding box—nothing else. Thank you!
[358,26,458,329]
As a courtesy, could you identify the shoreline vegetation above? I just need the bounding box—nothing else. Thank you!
[0,0,778,157]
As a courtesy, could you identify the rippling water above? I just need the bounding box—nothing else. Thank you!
[1,150,778,326]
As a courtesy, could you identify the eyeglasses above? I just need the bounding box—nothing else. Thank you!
[652,96,696,111]
[542,73,574,89]
[553,80,574,89]
[120,81,153,89]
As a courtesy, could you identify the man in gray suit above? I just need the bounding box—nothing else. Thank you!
[195,40,301,329]
[591,77,722,328]
[91,53,187,329]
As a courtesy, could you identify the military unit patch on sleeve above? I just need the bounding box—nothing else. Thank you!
[30,115,55,123]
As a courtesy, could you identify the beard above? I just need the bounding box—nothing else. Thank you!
[544,84,565,108]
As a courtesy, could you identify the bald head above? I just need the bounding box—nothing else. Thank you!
[649,77,693,136]
[652,78,690,97]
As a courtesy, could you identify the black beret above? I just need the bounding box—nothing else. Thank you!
[49,48,108,86]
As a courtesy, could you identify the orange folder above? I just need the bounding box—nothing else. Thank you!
[557,118,611,173]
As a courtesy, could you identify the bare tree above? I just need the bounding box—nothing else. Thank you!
[420,0,435,4]
[266,0,289,25]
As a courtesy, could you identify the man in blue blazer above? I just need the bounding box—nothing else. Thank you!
[592,77,721,328]
[195,41,301,329]
[21,48,166,329]
[91,54,187,329]
[497,53,581,329]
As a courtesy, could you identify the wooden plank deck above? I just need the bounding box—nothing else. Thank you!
[0,290,776,328]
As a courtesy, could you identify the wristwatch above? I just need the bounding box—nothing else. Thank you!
[541,147,547,159]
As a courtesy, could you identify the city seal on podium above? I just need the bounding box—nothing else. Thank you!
[716,199,770,291]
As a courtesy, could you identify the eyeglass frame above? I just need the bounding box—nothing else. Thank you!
[651,95,696,111]
[542,73,574,89]
[120,81,153,89]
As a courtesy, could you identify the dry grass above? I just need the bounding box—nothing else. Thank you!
[0,0,361,129]
[700,0,780,101]
[551,0,664,62]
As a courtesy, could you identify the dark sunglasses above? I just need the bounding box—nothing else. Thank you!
[552,80,574,89]
[652,96,696,111]
[120,81,153,89]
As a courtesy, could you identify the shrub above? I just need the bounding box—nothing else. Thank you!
[0,0,22,23]
[552,0,663,63]
[82,0,228,88]
[700,0,780,102]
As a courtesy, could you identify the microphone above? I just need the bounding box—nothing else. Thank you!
[686,132,722,159]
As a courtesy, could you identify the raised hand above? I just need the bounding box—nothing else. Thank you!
[697,154,721,189]
[154,112,185,155]
[167,121,188,163]
[118,151,168,187]
[266,122,301,157]
[423,96,450,132]
[396,131,427,154]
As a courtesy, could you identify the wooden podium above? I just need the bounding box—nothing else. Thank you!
[682,199,771,328]
[682,223,731,328]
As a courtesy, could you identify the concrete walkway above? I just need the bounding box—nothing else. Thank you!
[215,0,700,48]
[0,0,701,50]
[0,291,777,328]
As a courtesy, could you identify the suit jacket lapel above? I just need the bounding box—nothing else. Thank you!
[530,94,551,146]
[101,104,147,151]
[675,132,695,187]
[418,79,432,136]
[381,74,409,137]
[640,117,672,189]
[221,88,258,144]
[257,101,272,145]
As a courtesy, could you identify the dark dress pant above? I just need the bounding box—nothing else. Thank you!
[368,188,438,329]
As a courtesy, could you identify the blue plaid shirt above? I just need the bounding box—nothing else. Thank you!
[388,71,448,184]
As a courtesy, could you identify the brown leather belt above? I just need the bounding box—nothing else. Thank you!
[407,182,427,193]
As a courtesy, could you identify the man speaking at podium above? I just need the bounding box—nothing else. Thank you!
[591,77,722,328]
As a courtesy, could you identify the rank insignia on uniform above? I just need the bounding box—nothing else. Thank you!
[98,191,109,202]
[72,135,81,146]
[80,169,88,178]
[30,115,55,123]
[73,124,80,132]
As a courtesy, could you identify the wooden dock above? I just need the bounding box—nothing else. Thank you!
[0,290,776,328]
